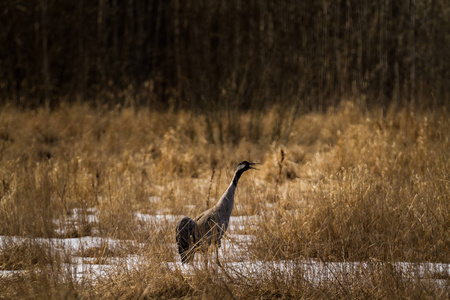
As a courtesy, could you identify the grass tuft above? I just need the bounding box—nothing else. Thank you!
[0,100,448,298]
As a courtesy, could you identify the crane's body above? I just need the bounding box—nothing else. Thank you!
[175,161,257,263]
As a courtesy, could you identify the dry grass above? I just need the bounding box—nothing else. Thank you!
[254,103,449,263]
[0,100,448,299]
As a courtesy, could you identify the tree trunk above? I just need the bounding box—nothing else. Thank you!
[41,0,50,108]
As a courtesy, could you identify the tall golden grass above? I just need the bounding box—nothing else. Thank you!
[0,100,448,298]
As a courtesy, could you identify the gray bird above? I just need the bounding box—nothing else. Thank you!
[175,161,258,263]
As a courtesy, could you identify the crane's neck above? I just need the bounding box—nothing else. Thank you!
[232,168,245,186]
[215,169,244,214]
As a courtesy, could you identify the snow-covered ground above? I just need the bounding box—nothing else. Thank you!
[1,210,449,287]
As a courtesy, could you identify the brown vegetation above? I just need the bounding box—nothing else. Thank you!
[0,100,448,298]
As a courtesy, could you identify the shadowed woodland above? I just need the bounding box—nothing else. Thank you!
[1,0,449,109]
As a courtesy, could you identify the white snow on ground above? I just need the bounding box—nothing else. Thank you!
[135,213,182,225]
[167,259,450,285]
[66,255,142,281]
[229,215,260,232]
[0,235,133,255]
[53,208,99,236]
[1,212,449,288]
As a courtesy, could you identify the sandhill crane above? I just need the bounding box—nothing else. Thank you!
[175,161,258,263]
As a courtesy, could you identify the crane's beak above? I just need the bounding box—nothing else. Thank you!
[249,162,260,170]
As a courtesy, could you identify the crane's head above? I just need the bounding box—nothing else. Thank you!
[233,161,259,185]
[237,161,259,172]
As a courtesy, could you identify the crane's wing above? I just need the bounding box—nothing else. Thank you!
[175,216,197,263]
[195,209,224,248]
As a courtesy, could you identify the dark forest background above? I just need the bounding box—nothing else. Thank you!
[1,0,449,110]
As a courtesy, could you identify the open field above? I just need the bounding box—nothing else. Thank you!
[0,101,449,299]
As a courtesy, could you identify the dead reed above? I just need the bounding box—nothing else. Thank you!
[0,100,448,298]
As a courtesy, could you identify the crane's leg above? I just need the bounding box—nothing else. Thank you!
[214,242,235,281]
[200,244,209,269]
[203,251,209,269]
[215,244,222,267]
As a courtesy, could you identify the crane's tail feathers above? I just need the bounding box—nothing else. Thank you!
[175,216,197,263]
